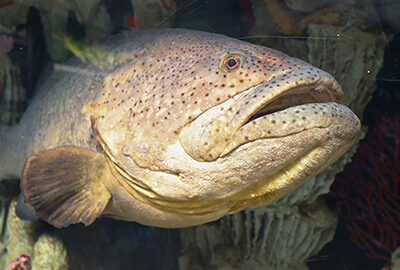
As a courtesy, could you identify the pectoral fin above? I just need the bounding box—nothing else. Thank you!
[20,146,112,228]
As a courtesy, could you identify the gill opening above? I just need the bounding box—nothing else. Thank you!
[90,117,232,215]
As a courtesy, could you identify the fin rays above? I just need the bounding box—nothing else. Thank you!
[21,146,112,228]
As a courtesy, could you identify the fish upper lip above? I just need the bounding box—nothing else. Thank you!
[233,66,344,128]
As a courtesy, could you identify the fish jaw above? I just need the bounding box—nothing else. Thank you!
[221,102,361,211]
[102,101,360,227]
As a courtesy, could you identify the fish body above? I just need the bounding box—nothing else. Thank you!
[0,29,360,228]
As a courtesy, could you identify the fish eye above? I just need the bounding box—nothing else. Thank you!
[221,54,242,71]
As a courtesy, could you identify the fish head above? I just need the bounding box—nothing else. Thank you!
[87,30,360,226]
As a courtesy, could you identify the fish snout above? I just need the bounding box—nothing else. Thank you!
[327,103,361,141]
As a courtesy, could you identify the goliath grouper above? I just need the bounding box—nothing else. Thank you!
[0,29,360,228]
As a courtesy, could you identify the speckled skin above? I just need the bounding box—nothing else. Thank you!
[0,29,360,228]
[0,61,101,179]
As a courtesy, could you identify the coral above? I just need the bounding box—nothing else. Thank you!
[3,199,38,268]
[283,0,341,13]
[262,0,343,35]
[0,0,13,7]
[182,199,338,270]
[0,34,13,56]
[0,200,67,269]
[327,114,400,268]
[32,234,68,270]
[8,254,31,270]
[129,0,176,28]
[0,0,112,61]
[249,24,390,116]
[0,60,26,125]
[0,0,176,61]
[390,246,400,270]
[374,0,400,34]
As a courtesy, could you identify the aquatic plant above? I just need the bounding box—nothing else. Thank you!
[327,113,400,268]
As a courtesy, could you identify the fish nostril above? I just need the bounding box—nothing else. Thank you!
[261,56,271,64]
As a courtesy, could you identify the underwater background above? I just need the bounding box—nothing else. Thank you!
[0,0,399,269]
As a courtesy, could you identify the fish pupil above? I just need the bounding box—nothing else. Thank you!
[227,58,237,68]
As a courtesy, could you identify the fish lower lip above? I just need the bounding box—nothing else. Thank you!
[221,102,358,157]
[244,84,337,125]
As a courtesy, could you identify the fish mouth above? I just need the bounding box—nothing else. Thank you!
[221,67,345,157]
[178,67,344,162]
[244,84,340,125]
[239,67,343,127]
